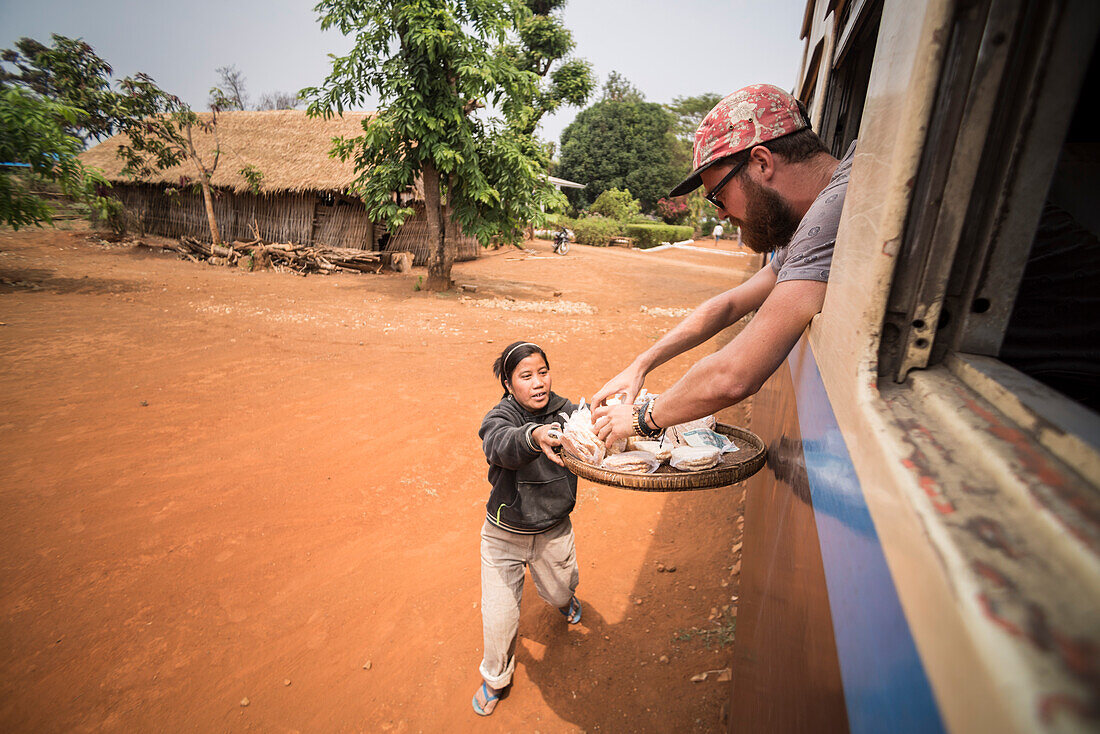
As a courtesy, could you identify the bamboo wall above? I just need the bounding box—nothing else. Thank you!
[113,185,380,249]
[311,198,376,249]
[385,201,481,265]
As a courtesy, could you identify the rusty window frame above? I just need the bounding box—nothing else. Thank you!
[878,0,1100,385]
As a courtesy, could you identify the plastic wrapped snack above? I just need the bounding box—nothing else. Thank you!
[666,415,716,442]
[559,399,605,464]
[605,392,629,406]
[601,450,660,474]
[627,438,673,462]
[676,425,740,454]
[669,445,721,471]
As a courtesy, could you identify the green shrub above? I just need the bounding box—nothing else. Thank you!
[545,213,577,230]
[573,216,623,246]
[589,188,641,221]
[623,223,694,249]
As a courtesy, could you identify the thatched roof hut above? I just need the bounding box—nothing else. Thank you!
[81,110,479,263]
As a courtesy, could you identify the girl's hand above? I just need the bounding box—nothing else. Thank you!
[592,404,635,447]
[532,422,565,467]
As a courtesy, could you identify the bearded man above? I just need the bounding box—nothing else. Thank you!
[592,84,856,444]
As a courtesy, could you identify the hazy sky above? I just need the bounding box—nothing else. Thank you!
[0,0,807,145]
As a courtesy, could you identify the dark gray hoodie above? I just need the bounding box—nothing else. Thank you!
[479,391,578,533]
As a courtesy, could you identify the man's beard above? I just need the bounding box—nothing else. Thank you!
[736,175,802,254]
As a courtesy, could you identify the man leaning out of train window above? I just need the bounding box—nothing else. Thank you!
[592,84,856,442]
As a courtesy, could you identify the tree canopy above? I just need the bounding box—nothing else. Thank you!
[508,0,594,135]
[0,34,118,145]
[557,80,681,212]
[0,86,111,229]
[666,92,722,142]
[601,70,644,103]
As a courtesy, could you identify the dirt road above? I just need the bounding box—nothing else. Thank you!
[0,226,759,733]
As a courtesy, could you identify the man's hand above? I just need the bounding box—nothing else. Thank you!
[531,423,564,467]
[592,404,635,447]
[592,363,646,407]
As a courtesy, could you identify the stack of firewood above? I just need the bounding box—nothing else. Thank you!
[166,236,408,275]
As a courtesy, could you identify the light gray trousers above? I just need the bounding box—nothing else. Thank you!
[478,517,579,689]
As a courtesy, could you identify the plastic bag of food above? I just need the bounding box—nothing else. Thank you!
[601,450,661,474]
[676,426,740,454]
[559,399,605,464]
[627,438,673,462]
[669,445,721,471]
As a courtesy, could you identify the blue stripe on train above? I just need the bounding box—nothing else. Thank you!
[788,338,945,734]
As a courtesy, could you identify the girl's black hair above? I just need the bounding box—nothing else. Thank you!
[492,341,549,398]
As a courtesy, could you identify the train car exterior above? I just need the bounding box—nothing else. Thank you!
[731,0,1100,732]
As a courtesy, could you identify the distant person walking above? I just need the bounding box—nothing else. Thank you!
[712,222,724,244]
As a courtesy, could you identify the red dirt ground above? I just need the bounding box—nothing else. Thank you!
[0,225,760,733]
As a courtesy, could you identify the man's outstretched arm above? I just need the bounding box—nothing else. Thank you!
[592,263,778,406]
[594,278,827,444]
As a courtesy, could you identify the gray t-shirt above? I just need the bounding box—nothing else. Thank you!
[770,141,856,283]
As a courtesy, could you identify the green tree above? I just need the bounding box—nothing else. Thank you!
[0,34,118,145]
[666,92,722,142]
[0,86,111,229]
[1,35,240,241]
[114,74,227,244]
[600,70,644,103]
[303,0,564,292]
[508,0,594,136]
[557,84,681,212]
[589,187,639,221]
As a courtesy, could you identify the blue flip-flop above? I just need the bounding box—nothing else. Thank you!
[472,682,500,716]
[560,595,582,624]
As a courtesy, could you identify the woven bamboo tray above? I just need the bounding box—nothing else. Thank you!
[561,423,766,492]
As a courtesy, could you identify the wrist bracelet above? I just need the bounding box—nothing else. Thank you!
[644,397,660,431]
[634,400,663,438]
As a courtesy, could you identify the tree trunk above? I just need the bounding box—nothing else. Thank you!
[198,177,222,246]
[184,123,222,246]
[422,162,453,292]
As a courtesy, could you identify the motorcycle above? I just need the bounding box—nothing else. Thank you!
[552,227,572,255]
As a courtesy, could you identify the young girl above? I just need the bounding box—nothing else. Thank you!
[472,341,583,716]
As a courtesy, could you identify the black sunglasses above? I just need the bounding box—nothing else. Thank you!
[704,159,747,209]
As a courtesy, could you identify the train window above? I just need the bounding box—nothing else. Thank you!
[879,0,1100,421]
[818,0,882,157]
[997,39,1100,413]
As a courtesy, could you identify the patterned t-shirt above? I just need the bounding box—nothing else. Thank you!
[770,141,857,283]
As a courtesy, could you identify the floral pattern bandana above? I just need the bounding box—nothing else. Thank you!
[693,84,808,170]
[669,84,808,196]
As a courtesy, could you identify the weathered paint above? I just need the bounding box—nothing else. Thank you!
[789,337,946,734]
